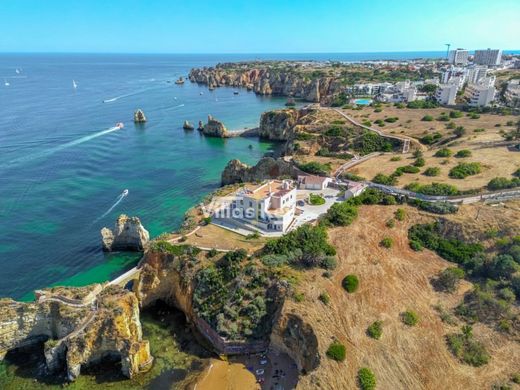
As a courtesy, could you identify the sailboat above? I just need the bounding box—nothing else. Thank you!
[73,80,78,89]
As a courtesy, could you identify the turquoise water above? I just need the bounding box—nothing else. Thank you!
[352,98,373,105]
[0,54,287,299]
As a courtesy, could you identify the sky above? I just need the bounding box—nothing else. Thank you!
[1,0,519,53]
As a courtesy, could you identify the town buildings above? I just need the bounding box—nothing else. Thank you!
[474,49,502,66]
[435,83,458,105]
[448,49,469,66]
[298,175,331,190]
[464,83,496,107]
[504,80,520,107]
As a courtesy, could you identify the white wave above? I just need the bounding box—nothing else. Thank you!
[7,126,121,166]
[94,190,128,222]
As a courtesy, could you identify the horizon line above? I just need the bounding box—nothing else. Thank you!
[1,49,519,56]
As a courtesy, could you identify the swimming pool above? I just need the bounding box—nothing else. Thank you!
[352,98,373,105]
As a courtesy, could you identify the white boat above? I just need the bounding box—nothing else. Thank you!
[115,122,124,129]
[73,80,78,89]
[122,189,129,196]
[200,92,203,95]
[4,79,9,87]
[15,69,20,74]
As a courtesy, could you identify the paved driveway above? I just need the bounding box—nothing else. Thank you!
[292,188,341,229]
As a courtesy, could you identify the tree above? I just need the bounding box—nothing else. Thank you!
[434,267,465,292]
[357,368,377,390]
[342,274,359,293]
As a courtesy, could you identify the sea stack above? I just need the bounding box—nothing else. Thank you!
[202,115,229,138]
[183,120,194,130]
[133,109,147,123]
[197,120,204,131]
[101,214,150,251]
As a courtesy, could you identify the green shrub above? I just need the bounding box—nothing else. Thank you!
[325,202,358,226]
[422,115,434,121]
[357,368,377,390]
[395,165,420,174]
[261,254,288,267]
[409,240,423,251]
[454,126,466,137]
[341,172,365,182]
[401,310,419,326]
[386,219,395,228]
[321,256,338,270]
[319,292,331,305]
[298,161,331,175]
[380,237,393,248]
[372,173,398,186]
[295,132,315,141]
[469,113,481,119]
[449,162,481,179]
[434,267,465,292]
[450,110,463,118]
[326,341,346,361]
[394,208,406,221]
[423,167,441,176]
[385,116,399,123]
[473,128,485,133]
[246,231,261,240]
[367,320,383,340]
[324,126,345,137]
[407,100,439,109]
[309,193,326,205]
[414,157,425,167]
[342,274,359,293]
[390,156,402,161]
[408,200,458,214]
[420,132,442,145]
[354,132,396,154]
[293,292,305,302]
[206,248,218,258]
[455,149,472,158]
[434,148,453,157]
[487,177,520,190]
[404,182,459,196]
[437,114,450,122]
[446,326,489,367]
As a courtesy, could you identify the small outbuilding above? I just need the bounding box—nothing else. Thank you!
[297,175,331,190]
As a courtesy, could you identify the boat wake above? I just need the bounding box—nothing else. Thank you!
[94,189,129,222]
[6,126,121,166]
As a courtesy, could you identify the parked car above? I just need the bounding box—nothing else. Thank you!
[256,368,265,375]
[297,200,305,206]
[260,359,268,365]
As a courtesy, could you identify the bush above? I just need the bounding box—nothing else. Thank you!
[372,173,398,186]
[395,165,420,174]
[309,193,326,205]
[298,161,331,175]
[380,237,393,248]
[423,167,441,176]
[325,202,358,226]
[357,368,377,390]
[404,182,459,196]
[407,100,439,109]
[263,224,336,268]
[420,132,442,145]
[367,320,383,340]
[319,292,331,305]
[437,114,450,122]
[487,177,520,190]
[422,115,434,121]
[409,200,458,214]
[261,254,288,267]
[434,148,453,157]
[455,149,472,158]
[342,274,359,293]
[206,248,218,258]
[473,128,485,133]
[246,231,261,240]
[446,326,489,367]
[469,113,481,119]
[321,256,338,270]
[414,157,425,167]
[401,310,419,326]
[326,341,346,361]
[450,110,464,118]
[354,132,396,154]
[341,172,366,182]
[394,208,406,221]
[385,116,399,123]
[449,162,481,179]
[386,219,395,228]
[434,267,465,292]
[454,126,466,137]
[390,156,402,161]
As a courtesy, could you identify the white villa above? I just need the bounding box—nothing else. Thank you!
[216,180,296,233]
[297,175,331,190]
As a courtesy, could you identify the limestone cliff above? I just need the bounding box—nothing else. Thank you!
[101,214,150,252]
[202,115,230,138]
[221,157,299,185]
[258,108,300,141]
[0,285,152,381]
[189,63,342,103]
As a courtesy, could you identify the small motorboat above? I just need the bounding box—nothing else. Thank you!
[115,122,124,129]
[122,189,129,196]
[233,91,239,95]
[175,77,185,85]
[73,80,78,89]
[199,92,203,95]
[4,79,10,87]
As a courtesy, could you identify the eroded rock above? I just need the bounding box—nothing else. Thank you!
[101,214,150,252]
[221,157,299,185]
[202,115,229,138]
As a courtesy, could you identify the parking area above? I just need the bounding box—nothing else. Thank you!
[291,187,341,229]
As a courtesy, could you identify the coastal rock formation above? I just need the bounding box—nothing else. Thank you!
[133,109,147,123]
[221,157,299,185]
[202,115,229,138]
[183,120,195,130]
[259,108,301,141]
[271,313,320,374]
[189,63,342,102]
[101,214,150,252]
[0,285,152,381]
[197,120,204,131]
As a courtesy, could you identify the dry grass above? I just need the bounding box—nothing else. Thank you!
[285,205,520,390]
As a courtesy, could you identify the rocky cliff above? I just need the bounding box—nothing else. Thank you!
[101,214,150,251]
[259,108,301,141]
[0,284,152,381]
[133,109,147,123]
[202,115,230,138]
[189,64,342,103]
[221,157,299,185]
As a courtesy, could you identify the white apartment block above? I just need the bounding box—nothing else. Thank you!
[504,80,520,106]
[466,66,488,84]
[474,49,502,66]
[448,49,469,66]
[228,180,296,233]
[464,83,496,107]
[435,83,458,105]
